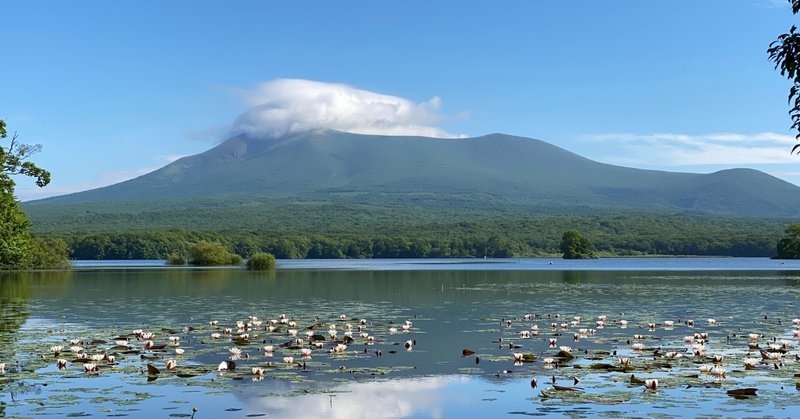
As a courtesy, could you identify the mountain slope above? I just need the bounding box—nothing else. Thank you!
[26,130,800,217]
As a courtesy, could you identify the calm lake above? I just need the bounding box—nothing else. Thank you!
[2,258,800,418]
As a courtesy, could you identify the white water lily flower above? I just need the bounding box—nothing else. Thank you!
[90,354,105,362]
[664,351,682,359]
[631,343,644,351]
[300,348,312,357]
[175,348,185,355]
[229,347,242,359]
[211,333,221,339]
[115,340,129,347]
[166,359,177,370]
[252,367,264,376]
[283,356,294,364]
[559,346,572,353]
[707,318,717,325]
[663,320,674,327]
[388,327,398,333]
[644,379,658,390]
[618,357,631,366]
[542,357,555,364]
[83,363,98,372]
[748,333,761,340]
[263,345,274,353]
[743,358,759,367]
[70,346,83,354]
[169,336,180,344]
[50,345,63,355]
[512,353,524,361]
[699,364,714,373]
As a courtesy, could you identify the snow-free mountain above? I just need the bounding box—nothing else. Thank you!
[27,130,800,217]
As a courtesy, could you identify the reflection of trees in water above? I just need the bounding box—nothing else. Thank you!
[0,273,32,402]
[0,271,72,397]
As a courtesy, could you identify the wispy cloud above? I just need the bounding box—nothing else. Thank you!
[585,132,798,166]
[230,79,465,139]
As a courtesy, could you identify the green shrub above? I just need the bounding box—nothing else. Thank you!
[188,241,242,266]
[165,251,186,265]
[246,252,276,270]
[29,237,72,269]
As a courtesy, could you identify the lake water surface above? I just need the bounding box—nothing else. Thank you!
[2,258,800,418]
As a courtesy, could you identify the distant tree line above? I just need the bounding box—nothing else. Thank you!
[48,221,781,261]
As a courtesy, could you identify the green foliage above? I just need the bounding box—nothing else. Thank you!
[560,230,596,259]
[165,251,186,265]
[769,0,800,151]
[246,252,276,270]
[0,190,33,268]
[776,223,800,258]
[1,119,67,269]
[29,237,72,269]
[188,240,242,266]
[42,208,785,260]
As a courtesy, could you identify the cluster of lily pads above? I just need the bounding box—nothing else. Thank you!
[0,312,419,386]
[464,312,800,400]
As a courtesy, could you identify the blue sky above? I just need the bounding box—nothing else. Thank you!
[2,0,799,200]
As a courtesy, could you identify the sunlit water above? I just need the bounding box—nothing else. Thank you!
[2,258,800,418]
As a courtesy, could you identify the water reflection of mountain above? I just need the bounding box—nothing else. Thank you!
[9,267,800,321]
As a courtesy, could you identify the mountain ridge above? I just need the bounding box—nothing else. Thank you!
[25,130,800,218]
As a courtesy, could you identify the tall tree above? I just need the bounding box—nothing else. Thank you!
[768,0,800,152]
[0,119,67,269]
[560,230,596,259]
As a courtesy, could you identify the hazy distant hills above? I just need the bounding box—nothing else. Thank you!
[27,130,800,217]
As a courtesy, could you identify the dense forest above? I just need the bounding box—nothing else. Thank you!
[35,211,786,260]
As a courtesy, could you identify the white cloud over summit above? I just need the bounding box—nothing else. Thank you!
[230,79,463,139]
